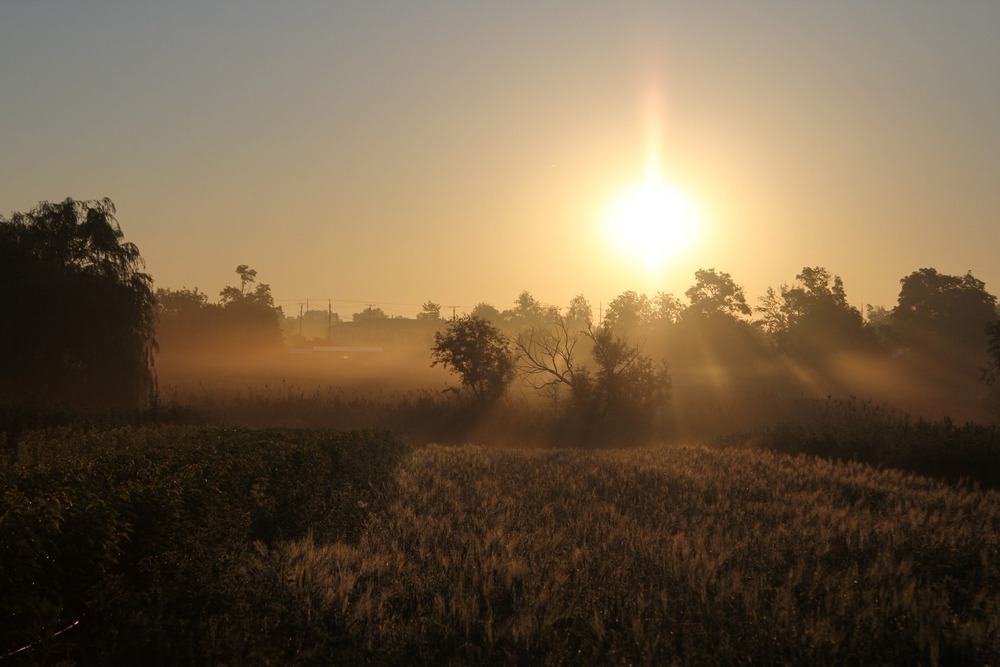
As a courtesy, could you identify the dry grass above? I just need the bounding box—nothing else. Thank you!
[247,444,1000,665]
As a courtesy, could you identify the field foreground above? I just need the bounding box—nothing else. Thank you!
[256,443,1000,665]
[4,429,1000,664]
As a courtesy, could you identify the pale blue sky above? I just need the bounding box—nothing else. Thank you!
[3,2,999,316]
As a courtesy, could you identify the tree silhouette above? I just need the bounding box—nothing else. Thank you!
[684,268,752,320]
[506,291,558,329]
[756,267,871,357]
[217,265,283,348]
[668,269,766,372]
[755,286,788,336]
[565,294,593,329]
[431,315,515,405]
[516,319,671,443]
[416,301,442,320]
[470,302,503,323]
[515,317,588,397]
[0,198,157,409]
[651,292,684,324]
[586,326,671,430]
[352,306,388,321]
[890,268,997,359]
[156,286,221,349]
[603,291,652,333]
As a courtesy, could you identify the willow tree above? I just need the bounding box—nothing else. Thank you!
[0,198,157,409]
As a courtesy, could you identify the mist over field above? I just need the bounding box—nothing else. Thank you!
[5,1,1000,662]
[3,175,1000,667]
[151,276,998,441]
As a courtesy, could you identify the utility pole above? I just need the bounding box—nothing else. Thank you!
[447,305,458,321]
[299,303,304,336]
[327,299,332,342]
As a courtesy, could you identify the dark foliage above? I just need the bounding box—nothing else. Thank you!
[748,397,1000,488]
[983,320,1000,387]
[684,267,752,320]
[157,265,283,352]
[516,321,672,445]
[755,267,875,359]
[0,198,156,411]
[431,315,516,405]
[890,268,996,363]
[0,426,409,663]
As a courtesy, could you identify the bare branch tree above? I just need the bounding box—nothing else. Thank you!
[514,317,588,392]
[514,316,672,443]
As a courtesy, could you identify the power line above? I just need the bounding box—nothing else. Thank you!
[273,298,435,308]
[274,297,464,320]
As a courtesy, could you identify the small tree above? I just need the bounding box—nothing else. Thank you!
[431,315,516,404]
[516,317,589,398]
[416,301,442,320]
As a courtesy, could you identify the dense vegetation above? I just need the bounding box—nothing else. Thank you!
[0,199,157,410]
[1,426,407,663]
[5,428,998,664]
[748,397,1000,489]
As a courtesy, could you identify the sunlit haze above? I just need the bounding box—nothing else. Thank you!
[605,167,701,275]
[3,2,999,317]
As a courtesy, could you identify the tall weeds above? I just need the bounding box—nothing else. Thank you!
[748,397,1000,488]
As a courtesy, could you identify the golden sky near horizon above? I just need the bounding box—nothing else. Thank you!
[2,2,999,318]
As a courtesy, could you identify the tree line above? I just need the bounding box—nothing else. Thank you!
[430,266,1000,442]
[3,198,1000,418]
[156,265,283,351]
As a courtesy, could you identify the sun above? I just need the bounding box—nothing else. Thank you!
[606,174,701,273]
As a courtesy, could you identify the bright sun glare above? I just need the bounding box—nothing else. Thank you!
[606,174,701,273]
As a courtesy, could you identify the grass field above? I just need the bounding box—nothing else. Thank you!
[4,426,999,664]
[250,443,1000,665]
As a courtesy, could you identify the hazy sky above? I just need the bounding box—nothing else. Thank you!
[3,2,999,318]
